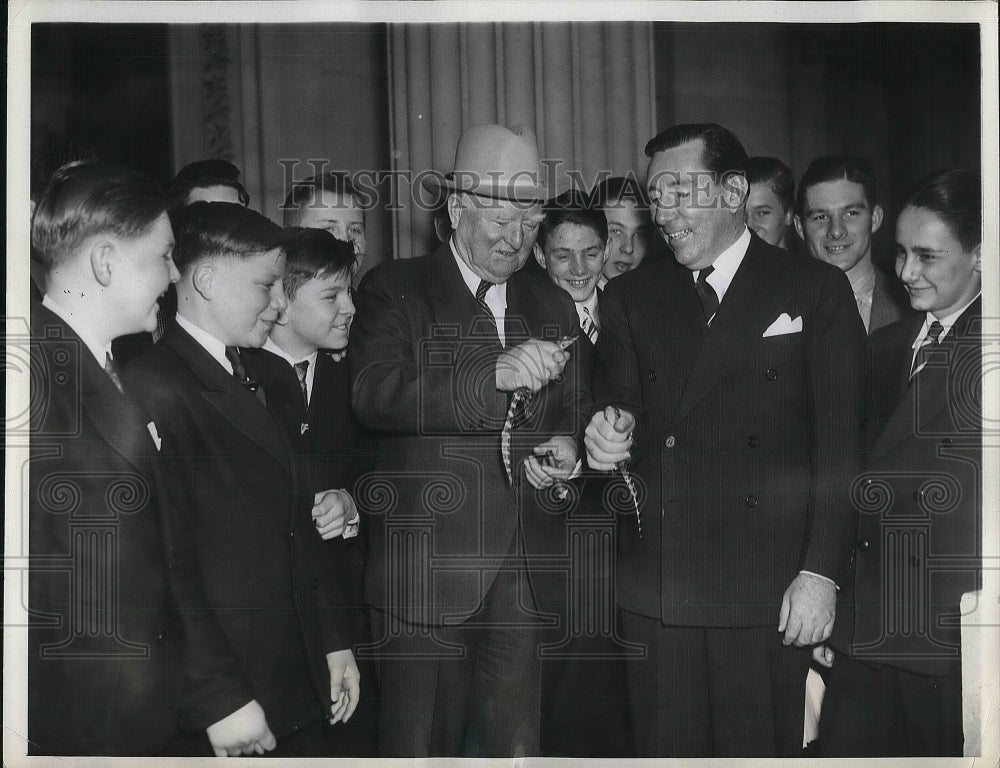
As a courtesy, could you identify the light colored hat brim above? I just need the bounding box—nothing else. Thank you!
[421,171,551,203]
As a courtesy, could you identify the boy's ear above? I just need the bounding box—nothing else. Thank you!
[191,262,216,301]
[793,215,805,241]
[533,243,547,270]
[870,204,884,234]
[89,239,115,287]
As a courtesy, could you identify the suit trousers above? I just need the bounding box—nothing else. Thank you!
[622,610,811,757]
[371,547,544,757]
[818,654,964,756]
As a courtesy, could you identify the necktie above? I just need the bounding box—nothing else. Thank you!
[582,306,599,344]
[694,265,719,324]
[476,279,500,340]
[293,360,310,408]
[225,346,267,406]
[104,352,124,394]
[501,388,531,484]
[909,320,945,381]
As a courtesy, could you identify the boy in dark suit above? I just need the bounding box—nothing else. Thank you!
[246,226,376,755]
[125,202,360,757]
[27,160,183,755]
[533,190,635,756]
[819,169,983,756]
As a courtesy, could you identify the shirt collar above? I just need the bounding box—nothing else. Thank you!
[693,226,751,305]
[912,292,981,349]
[175,312,233,374]
[449,236,508,304]
[846,258,876,296]
[263,337,318,369]
[42,294,110,368]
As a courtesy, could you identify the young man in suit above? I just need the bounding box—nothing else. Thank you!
[795,156,913,334]
[585,123,867,757]
[245,226,376,755]
[124,202,360,757]
[533,189,635,756]
[350,123,585,757]
[28,160,183,755]
[819,169,983,756]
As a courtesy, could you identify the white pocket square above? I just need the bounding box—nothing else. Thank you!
[147,421,162,451]
[762,313,803,337]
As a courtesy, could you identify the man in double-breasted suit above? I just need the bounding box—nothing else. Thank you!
[27,161,183,756]
[586,124,867,757]
[125,203,359,758]
[819,169,983,756]
[350,124,585,757]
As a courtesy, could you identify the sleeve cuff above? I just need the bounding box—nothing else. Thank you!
[799,569,839,591]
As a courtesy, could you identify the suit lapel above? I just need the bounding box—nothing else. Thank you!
[33,304,153,470]
[870,300,981,460]
[671,239,783,425]
[164,326,292,472]
[425,243,502,347]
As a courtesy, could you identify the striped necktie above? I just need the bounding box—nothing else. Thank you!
[476,279,500,341]
[293,360,310,408]
[909,320,945,381]
[582,306,599,344]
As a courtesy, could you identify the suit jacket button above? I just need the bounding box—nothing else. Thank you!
[156,631,166,644]
[747,435,759,447]
[765,368,778,381]
[648,370,657,381]
[857,538,870,551]
[664,436,676,448]
[745,494,758,507]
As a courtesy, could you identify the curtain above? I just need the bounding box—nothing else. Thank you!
[388,22,656,260]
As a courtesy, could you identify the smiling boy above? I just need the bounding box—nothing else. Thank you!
[125,202,360,757]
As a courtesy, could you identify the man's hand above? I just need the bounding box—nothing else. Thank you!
[326,649,361,725]
[496,338,570,392]
[812,644,835,668]
[312,489,357,541]
[524,435,578,490]
[778,572,837,646]
[584,406,634,470]
[206,699,276,757]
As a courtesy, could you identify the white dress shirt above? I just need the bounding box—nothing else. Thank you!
[176,313,233,374]
[263,338,318,405]
[909,292,981,376]
[691,226,752,308]
[450,237,508,347]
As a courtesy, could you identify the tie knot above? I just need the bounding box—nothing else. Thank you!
[927,320,944,344]
[476,280,493,302]
[696,265,715,285]
[294,360,309,383]
[225,345,243,369]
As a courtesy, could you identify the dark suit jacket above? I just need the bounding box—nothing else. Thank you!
[869,265,914,334]
[244,348,369,625]
[28,303,183,756]
[833,298,982,676]
[593,232,867,627]
[125,325,352,740]
[349,242,586,626]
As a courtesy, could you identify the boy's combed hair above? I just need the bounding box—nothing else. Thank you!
[281,227,356,299]
[169,158,251,208]
[591,175,650,209]
[796,155,878,216]
[537,188,608,251]
[902,168,982,252]
[31,160,169,269]
[170,201,284,273]
[746,156,795,213]
[281,172,367,228]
